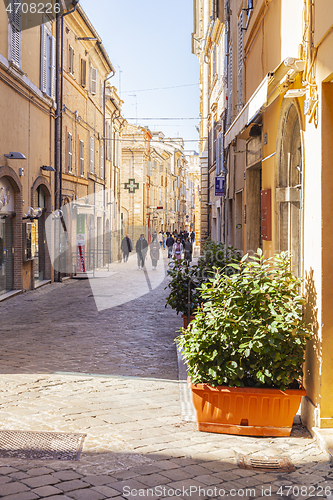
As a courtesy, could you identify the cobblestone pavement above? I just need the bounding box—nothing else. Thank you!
[0,254,332,500]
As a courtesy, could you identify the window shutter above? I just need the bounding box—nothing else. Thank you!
[238,12,244,108]
[40,25,47,93]
[100,144,104,178]
[79,140,84,176]
[69,45,74,74]
[81,59,86,87]
[11,0,22,68]
[91,67,97,94]
[216,135,221,175]
[51,35,56,99]
[100,81,104,107]
[228,43,233,125]
[90,136,94,173]
[68,133,73,172]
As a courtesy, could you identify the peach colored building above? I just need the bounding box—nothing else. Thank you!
[194,0,333,434]
[0,4,56,296]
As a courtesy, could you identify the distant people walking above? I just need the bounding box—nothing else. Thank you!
[166,234,174,258]
[136,234,148,270]
[184,238,193,263]
[150,236,160,270]
[158,231,163,248]
[162,231,166,249]
[190,231,195,243]
[121,235,132,263]
[173,238,183,261]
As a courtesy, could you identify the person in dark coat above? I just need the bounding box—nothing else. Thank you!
[166,234,174,258]
[150,236,160,270]
[184,238,193,263]
[190,231,195,243]
[121,234,132,263]
[136,234,148,269]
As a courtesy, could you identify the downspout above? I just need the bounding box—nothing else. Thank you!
[223,0,230,246]
[55,1,78,282]
[60,1,78,211]
[103,70,115,263]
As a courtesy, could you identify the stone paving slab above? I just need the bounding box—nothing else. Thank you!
[0,265,332,499]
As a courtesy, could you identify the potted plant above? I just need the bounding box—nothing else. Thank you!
[176,249,311,437]
[165,241,241,327]
[165,258,201,327]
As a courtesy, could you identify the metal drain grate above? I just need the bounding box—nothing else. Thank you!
[237,453,295,472]
[0,430,86,461]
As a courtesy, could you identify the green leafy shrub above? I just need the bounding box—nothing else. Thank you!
[176,250,311,390]
[165,259,201,316]
[165,242,241,316]
[197,239,242,277]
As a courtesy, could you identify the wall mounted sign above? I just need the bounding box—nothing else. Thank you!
[215,176,225,196]
[124,178,139,194]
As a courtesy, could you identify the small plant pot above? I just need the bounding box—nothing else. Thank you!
[182,314,195,329]
[188,379,306,437]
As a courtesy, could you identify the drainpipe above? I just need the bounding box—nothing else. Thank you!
[54,1,78,282]
[223,0,230,246]
[103,70,115,263]
[60,1,78,211]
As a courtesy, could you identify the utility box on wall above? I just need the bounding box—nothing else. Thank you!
[261,189,272,241]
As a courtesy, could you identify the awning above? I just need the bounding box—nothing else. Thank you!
[225,76,269,148]
[224,61,293,147]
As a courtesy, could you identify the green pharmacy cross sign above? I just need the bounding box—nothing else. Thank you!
[124,178,139,194]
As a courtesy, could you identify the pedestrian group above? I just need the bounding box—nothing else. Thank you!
[120,229,195,270]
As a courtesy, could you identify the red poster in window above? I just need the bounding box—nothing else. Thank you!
[261,189,272,241]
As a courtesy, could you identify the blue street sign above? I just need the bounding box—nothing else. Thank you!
[215,176,225,196]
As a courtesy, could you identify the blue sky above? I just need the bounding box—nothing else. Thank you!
[79,0,199,152]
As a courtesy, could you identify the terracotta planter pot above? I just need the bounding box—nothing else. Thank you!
[188,379,306,437]
[182,314,195,328]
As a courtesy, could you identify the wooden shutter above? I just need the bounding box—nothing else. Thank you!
[238,12,244,107]
[100,81,104,107]
[40,25,47,92]
[100,144,104,178]
[11,0,22,68]
[68,133,73,172]
[81,59,86,87]
[90,136,94,173]
[228,43,233,125]
[91,67,97,94]
[51,35,56,99]
[79,140,84,176]
[216,134,221,175]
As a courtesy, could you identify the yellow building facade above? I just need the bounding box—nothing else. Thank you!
[0,2,56,295]
[195,0,333,432]
[121,125,189,243]
[58,4,121,274]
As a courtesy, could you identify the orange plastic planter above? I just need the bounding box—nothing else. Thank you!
[188,380,306,437]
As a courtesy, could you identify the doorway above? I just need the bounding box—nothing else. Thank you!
[0,216,14,295]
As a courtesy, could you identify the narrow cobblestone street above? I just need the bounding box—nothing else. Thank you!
[0,256,332,500]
